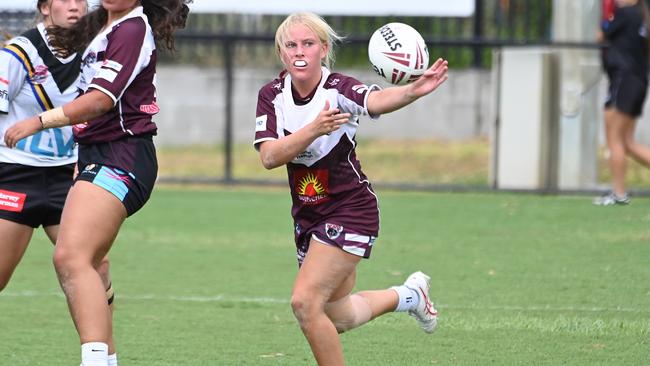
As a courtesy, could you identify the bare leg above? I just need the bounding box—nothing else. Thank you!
[355,289,399,318]
[621,115,650,168]
[0,219,34,291]
[53,181,126,345]
[45,224,117,354]
[291,241,360,366]
[604,108,628,196]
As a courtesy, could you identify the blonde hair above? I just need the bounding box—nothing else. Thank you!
[275,12,343,69]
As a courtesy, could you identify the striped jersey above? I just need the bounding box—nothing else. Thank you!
[254,67,382,233]
[75,6,158,144]
[0,23,78,166]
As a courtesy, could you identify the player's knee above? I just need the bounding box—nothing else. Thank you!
[290,291,319,325]
[52,245,84,278]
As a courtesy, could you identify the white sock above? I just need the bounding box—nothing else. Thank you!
[392,285,419,312]
[81,342,108,366]
[108,353,118,366]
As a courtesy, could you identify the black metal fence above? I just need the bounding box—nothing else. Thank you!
[6,1,602,191]
[2,0,553,69]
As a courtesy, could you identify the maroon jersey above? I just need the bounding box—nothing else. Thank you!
[75,6,158,144]
[254,67,382,236]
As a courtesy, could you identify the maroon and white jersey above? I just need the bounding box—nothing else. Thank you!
[75,6,158,144]
[254,67,382,235]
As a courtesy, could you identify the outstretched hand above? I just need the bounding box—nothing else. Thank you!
[4,116,42,148]
[309,100,351,137]
[406,58,449,99]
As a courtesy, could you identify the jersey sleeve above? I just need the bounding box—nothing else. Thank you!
[89,18,153,104]
[333,74,381,119]
[603,6,633,38]
[0,39,30,114]
[253,85,281,150]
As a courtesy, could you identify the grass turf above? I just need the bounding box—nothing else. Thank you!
[1,187,648,365]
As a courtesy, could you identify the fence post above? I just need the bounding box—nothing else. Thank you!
[472,0,484,68]
[223,36,234,183]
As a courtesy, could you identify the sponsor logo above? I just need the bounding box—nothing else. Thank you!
[325,223,343,240]
[0,76,9,85]
[255,115,267,132]
[0,189,26,213]
[102,59,123,72]
[96,68,118,83]
[140,101,160,114]
[272,82,282,90]
[379,24,402,51]
[31,65,49,84]
[295,150,314,160]
[352,84,369,94]
[84,164,96,171]
[0,89,8,101]
[327,78,340,87]
[294,169,329,205]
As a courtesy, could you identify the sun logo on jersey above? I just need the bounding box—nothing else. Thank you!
[294,169,329,205]
[298,173,325,196]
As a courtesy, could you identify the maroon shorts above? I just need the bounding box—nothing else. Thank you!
[294,220,377,265]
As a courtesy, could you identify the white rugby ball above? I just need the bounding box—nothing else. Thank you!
[368,23,429,85]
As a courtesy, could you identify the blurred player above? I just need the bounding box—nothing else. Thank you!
[0,1,118,363]
[594,0,650,205]
[254,12,447,365]
[4,0,190,365]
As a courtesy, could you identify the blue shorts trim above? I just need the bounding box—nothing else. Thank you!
[93,166,130,202]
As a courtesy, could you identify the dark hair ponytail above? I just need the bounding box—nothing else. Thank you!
[48,0,191,58]
[142,0,191,52]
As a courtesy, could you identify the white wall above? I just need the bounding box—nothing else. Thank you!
[153,65,650,147]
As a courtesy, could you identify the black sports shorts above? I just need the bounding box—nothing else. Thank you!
[0,162,74,228]
[605,71,648,117]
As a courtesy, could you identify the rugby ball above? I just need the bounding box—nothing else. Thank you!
[368,23,429,85]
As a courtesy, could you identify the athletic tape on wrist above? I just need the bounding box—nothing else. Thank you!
[39,107,70,129]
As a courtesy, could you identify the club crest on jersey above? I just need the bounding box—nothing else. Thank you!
[31,65,49,84]
[325,223,344,240]
[294,169,329,205]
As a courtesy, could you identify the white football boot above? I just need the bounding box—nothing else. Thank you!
[404,271,438,333]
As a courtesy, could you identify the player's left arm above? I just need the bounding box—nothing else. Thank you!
[367,58,448,115]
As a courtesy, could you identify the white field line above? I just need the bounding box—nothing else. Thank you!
[2,290,648,313]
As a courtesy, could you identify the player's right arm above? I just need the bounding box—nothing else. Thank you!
[3,89,113,148]
[258,101,350,169]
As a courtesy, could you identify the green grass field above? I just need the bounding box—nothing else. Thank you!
[1,187,649,365]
